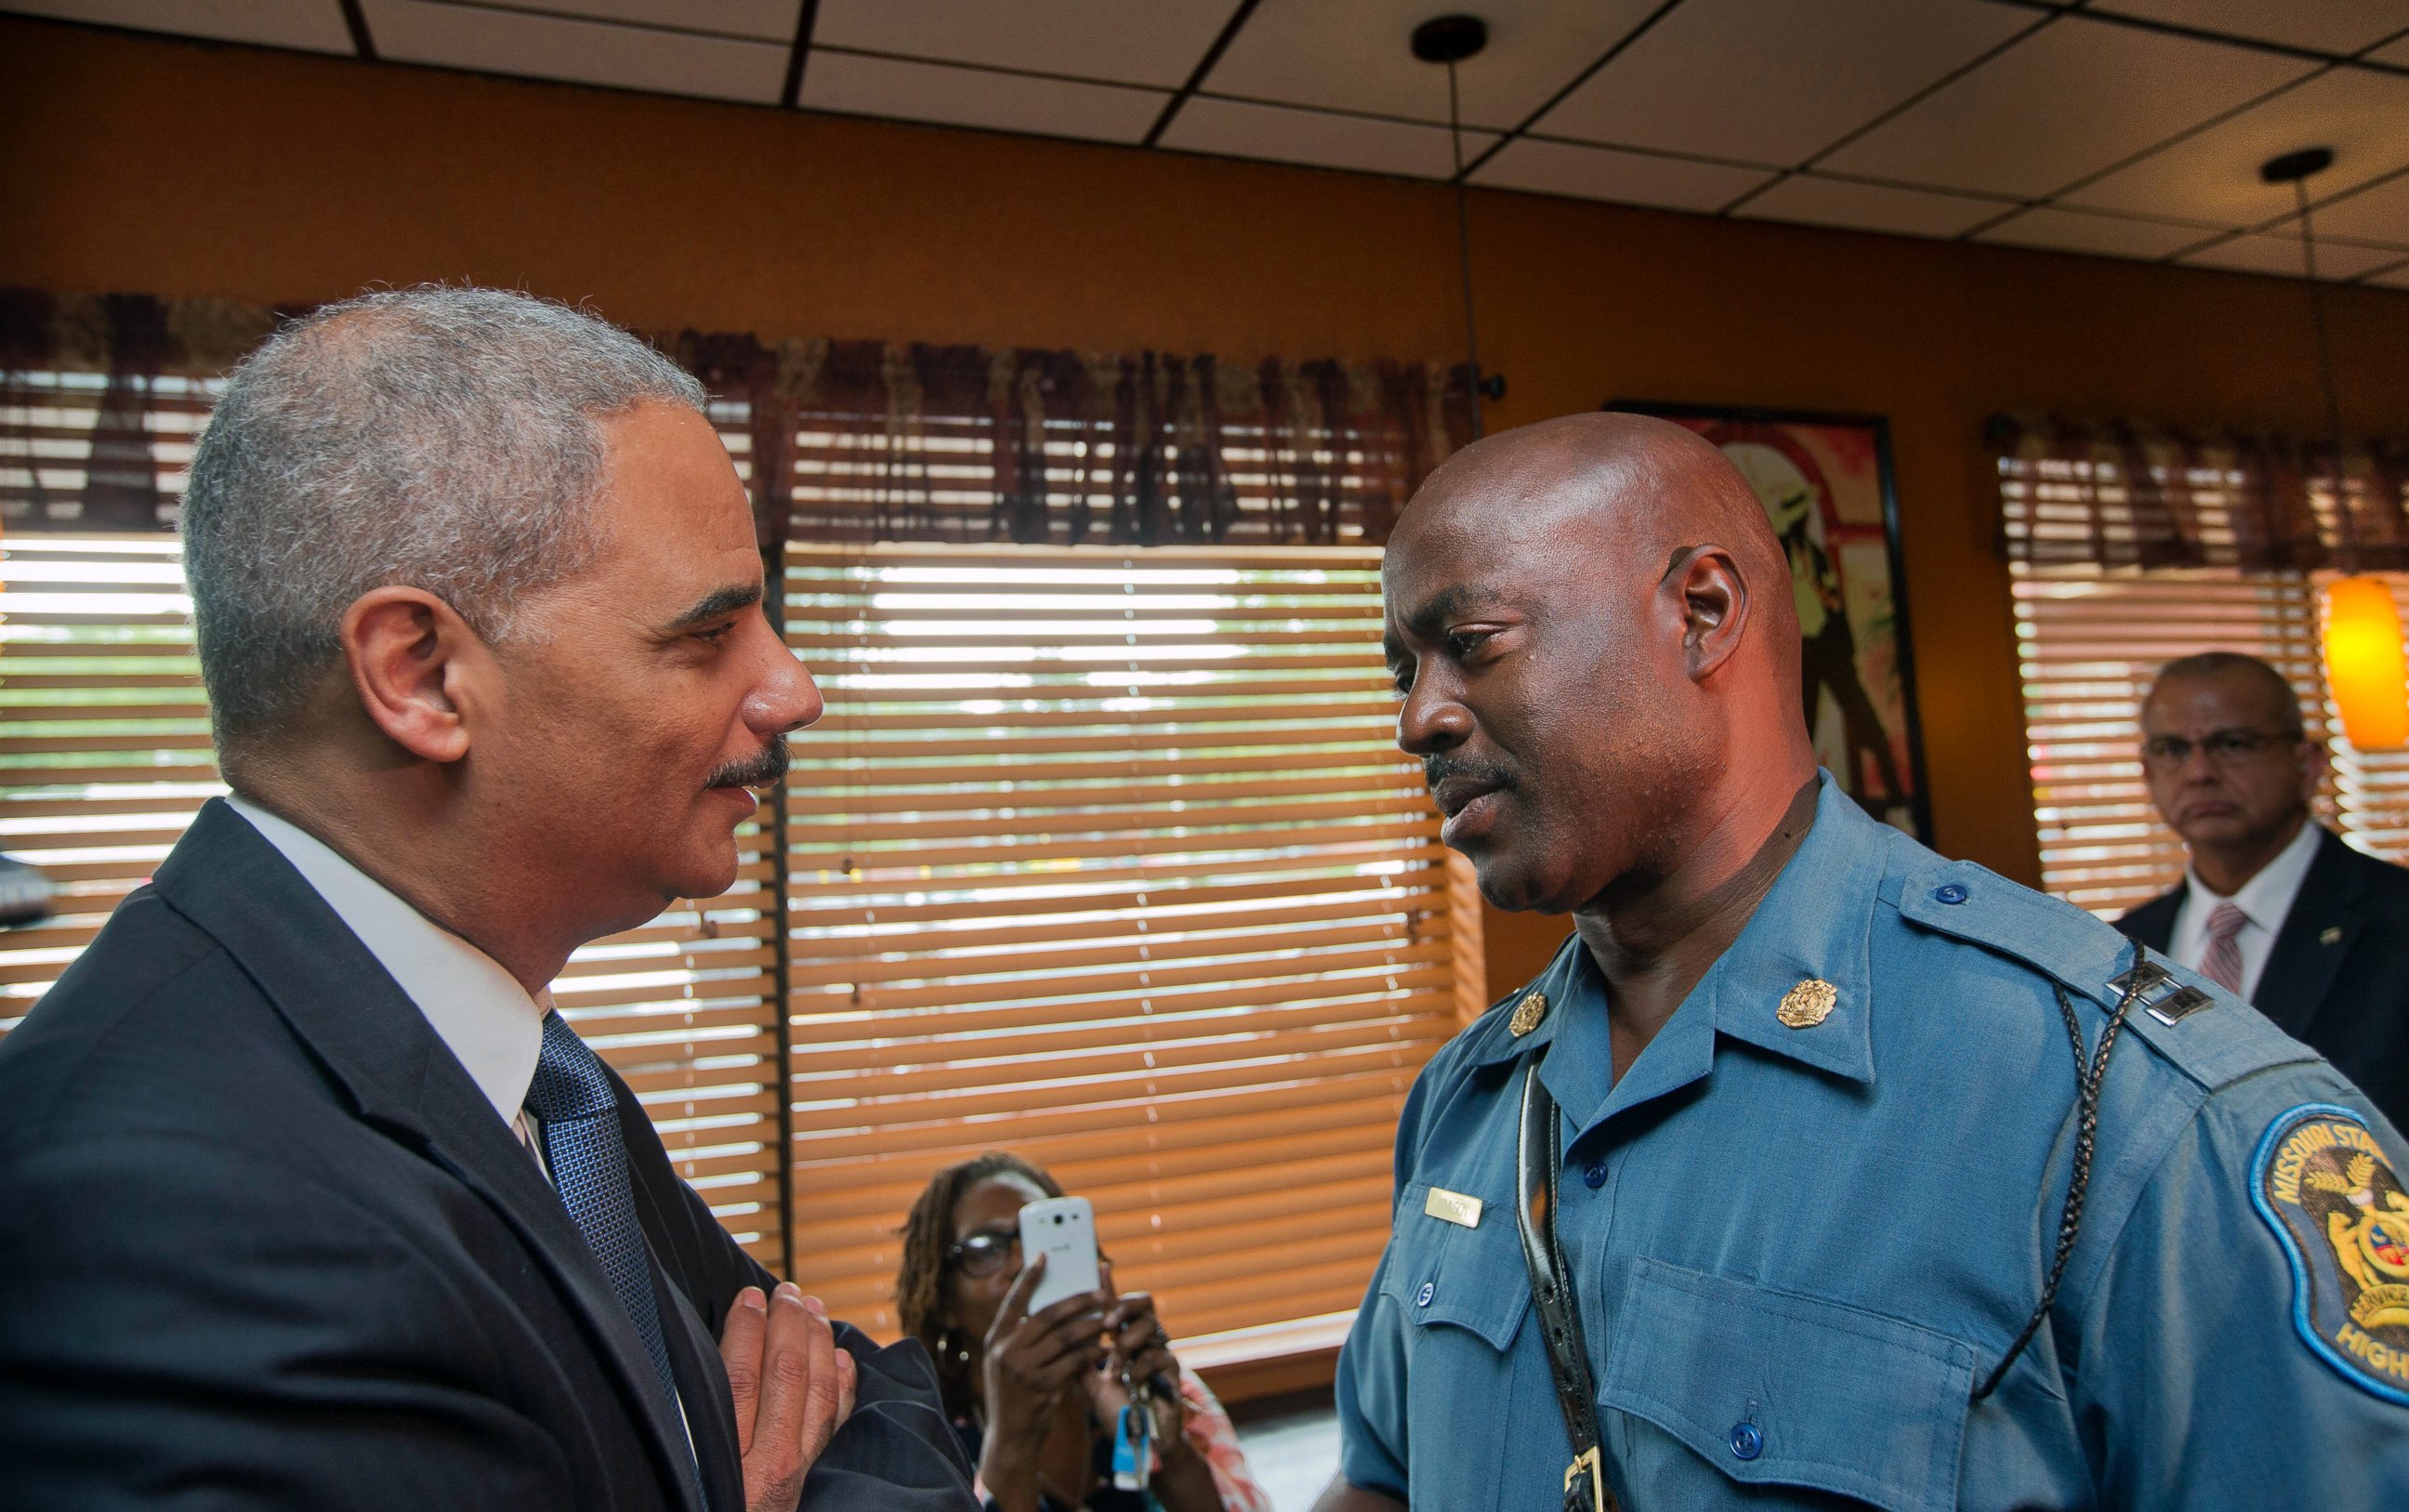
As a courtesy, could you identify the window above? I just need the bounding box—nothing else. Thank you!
[0,359,1477,1361]
[778,542,1479,1351]
[2003,440,2409,916]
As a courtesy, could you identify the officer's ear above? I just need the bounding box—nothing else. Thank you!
[1665,544,1748,686]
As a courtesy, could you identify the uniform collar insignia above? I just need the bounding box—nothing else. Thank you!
[1464,773,1880,1090]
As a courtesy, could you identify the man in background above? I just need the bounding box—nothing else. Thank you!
[0,288,979,1511]
[2118,650,2409,1131]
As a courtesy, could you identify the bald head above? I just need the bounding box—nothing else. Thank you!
[1382,411,1817,913]
[1392,412,1803,707]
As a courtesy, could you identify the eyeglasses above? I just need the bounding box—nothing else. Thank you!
[2140,729,2296,767]
[946,1229,1020,1279]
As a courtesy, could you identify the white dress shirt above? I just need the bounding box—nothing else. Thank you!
[2168,816,2324,1004]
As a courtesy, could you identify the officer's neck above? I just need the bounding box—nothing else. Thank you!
[1572,775,1820,1083]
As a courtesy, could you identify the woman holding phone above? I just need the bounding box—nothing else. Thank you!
[895,1153,1270,1512]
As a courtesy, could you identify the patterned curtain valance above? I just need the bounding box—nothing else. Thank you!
[1988,413,2409,574]
[0,288,1476,548]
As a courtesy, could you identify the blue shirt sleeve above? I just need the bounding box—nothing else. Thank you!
[2073,1064,2409,1505]
[1333,1242,1409,1499]
[1332,1042,1464,1502]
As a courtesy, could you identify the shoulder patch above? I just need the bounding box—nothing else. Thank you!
[2251,1103,2409,1404]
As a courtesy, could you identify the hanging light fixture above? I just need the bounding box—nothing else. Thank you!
[1413,13,1506,437]
[2263,145,2408,749]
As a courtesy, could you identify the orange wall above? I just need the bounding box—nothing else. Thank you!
[11,18,2409,992]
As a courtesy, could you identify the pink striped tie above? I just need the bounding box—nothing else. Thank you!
[2201,901,2248,995]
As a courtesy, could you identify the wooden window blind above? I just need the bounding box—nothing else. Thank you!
[2012,564,2327,917]
[777,541,1483,1354]
[2,370,1476,1350]
[2010,561,2409,917]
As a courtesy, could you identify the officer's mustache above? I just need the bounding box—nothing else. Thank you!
[705,738,790,791]
[1423,753,1517,798]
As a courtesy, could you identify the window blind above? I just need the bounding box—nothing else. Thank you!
[777,541,1482,1349]
[2010,561,2409,918]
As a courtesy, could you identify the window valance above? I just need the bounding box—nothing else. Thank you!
[0,288,1476,549]
[1989,413,2409,574]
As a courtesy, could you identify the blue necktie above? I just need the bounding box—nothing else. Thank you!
[525,1010,702,1498]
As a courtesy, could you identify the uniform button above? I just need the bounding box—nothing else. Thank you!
[1934,883,1968,905]
[1415,1282,1435,1308]
[1729,1422,1763,1461]
[1583,1164,1607,1190]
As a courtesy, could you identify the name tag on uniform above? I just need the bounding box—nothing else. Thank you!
[1424,1188,1483,1229]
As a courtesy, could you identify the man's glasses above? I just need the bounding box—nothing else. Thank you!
[2140,729,2295,767]
[947,1229,1020,1279]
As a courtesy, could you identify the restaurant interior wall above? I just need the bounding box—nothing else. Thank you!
[8,14,2409,1006]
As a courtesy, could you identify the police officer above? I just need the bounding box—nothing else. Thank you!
[1312,414,2409,1510]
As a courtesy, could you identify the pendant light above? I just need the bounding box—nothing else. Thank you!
[1413,13,1506,437]
[2264,146,2409,749]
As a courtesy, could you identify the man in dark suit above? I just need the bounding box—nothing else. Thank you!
[0,290,993,1510]
[2116,650,2409,1131]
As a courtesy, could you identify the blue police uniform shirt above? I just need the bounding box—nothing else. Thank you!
[1335,772,2409,1509]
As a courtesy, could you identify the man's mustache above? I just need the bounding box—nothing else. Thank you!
[706,739,790,791]
[1423,753,1516,795]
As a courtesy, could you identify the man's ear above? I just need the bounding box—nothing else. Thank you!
[1668,544,1750,684]
[339,586,482,764]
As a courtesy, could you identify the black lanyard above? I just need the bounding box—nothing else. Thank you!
[1515,1050,1617,1512]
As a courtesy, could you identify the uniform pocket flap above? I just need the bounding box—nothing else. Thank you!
[1384,1183,1529,1353]
[1599,1257,1975,1512]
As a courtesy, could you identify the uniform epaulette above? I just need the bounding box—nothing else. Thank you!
[1887,858,2318,1095]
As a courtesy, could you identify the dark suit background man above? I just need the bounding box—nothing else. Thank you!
[0,289,983,1510]
[2116,651,2409,1131]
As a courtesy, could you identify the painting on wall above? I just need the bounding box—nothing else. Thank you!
[1608,401,1933,841]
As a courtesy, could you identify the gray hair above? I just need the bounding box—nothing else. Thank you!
[180,285,708,746]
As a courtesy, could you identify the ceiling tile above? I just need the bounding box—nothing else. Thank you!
[2091,0,2409,56]
[1160,95,1496,178]
[1199,0,1659,132]
[1471,138,1772,212]
[812,0,1232,88]
[3,0,353,53]
[2177,230,2406,278]
[361,0,788,101]
[1822,14,2314,199]
[1534,0,2030,168]
[2305,168,2409,243]
[803,49,1166,143]
[2063,66,2409,226]
[493,2,796,44]
[1734,174,2008,239]
[1976,205,2222,259]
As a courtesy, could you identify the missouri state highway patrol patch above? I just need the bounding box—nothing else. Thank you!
[2253,1103,2409,1404]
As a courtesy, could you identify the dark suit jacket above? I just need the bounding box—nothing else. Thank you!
[2117,823,2409,1134]
[0,800,976,1512]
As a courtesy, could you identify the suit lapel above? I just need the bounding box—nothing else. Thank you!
[152,802,711,1512]
[655,1254,747,1512]
[2257,827,2369,1041]
[2116,887,2182,952]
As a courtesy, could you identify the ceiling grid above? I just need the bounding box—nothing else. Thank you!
[12,0,2409,283]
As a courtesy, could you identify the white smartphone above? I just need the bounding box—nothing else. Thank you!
[1018,1195,1101,1313]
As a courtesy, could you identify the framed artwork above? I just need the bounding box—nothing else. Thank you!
[1607,401,1932,842]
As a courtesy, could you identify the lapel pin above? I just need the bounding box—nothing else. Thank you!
[1508,992,1548,1036]
[1778,979,1837,1029]
[2322,926,2343,946]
